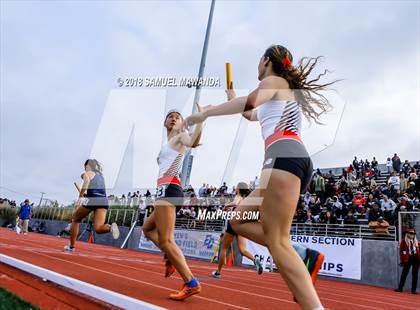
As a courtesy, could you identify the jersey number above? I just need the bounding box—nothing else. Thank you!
[156,185,165,198]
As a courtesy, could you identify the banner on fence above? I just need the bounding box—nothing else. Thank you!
[139,229,221,260]
[242,235,362,280]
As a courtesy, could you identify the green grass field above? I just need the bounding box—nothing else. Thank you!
[0,288,39,310]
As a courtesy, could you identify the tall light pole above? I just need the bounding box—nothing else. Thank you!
[38,192,45,207]
[181,0,216,187]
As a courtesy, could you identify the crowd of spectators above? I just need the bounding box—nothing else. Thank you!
[107,154,420,233]
[294,154,420,235]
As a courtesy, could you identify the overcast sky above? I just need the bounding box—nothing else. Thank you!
[1,0,419,205]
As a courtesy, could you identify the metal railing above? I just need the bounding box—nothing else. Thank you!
[291,223,396,240]
[28,207,396,240]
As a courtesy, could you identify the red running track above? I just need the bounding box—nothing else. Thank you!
[0,228,419,310]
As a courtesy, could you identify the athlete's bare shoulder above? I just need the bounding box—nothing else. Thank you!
[260,75,294,101]
[259,75,289,89]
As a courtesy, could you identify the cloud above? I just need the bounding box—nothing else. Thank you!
[1,0,419,203]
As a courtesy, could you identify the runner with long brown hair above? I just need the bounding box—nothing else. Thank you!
[184,45,338,310]
[64,159,120,253]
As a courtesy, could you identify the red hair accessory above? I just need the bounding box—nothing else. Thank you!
[282,54,292,68]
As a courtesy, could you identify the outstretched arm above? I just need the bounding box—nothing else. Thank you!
[183,76,286,127]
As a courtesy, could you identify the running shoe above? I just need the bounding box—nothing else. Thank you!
[169,283,202,301]
[211,270,221,278]
[254,257,263,275]
[63,245,75,253]
[110,223,120,240]
[303,248,325,284]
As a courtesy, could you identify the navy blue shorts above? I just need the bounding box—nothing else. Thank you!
[84,197,109,210]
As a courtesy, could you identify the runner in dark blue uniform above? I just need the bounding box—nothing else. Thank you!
[64,159,120,252]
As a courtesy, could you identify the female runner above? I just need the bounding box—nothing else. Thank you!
[64,159,120,252]
[184,45,338,310]
[211,182,263,278]
[142,107,204,301]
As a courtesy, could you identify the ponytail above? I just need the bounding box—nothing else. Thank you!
[84,159,103,173]
[264,45,340,124]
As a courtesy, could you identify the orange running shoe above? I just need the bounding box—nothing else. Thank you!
[169,283,202,301]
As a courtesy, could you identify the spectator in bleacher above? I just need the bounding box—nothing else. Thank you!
[320,210,338,225]
[349,175,359,191]
[352,157,359,174]
[313,171,326,203]
[364,193,376,212]
[402,160,411,175]
[388,172,401,195]
[338,176,349,193]
[324,178,336,200]
[369,176,377,190]
[408,169,417,182]
[331,196,343,218]
[198,184,206,197]
[341,187,354,204]
[346,164,354,179]
[341,168,348,180]
[304,210,316,225]
[386,157,393,173]
[381,194,396,224]
[395,228,419,294]
[368,216,390,235]
[414,161,420,172]
[392,153,402,172]
[368,202,383,223]
[352,191,365,214]
[406,182,418,198]
[302,192,311,207]
[308,194,321,216]
[371,157,378,170]
[359,159,365,173]
[343,210,359,225]
[218,182,228,196]
[400,172,409,193]
[370,185,382,200]
[295,203,307,223]
[364,159,370,169]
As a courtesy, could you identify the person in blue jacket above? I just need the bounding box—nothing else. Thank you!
[18,199,32,235]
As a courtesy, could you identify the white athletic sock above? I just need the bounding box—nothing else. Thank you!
[312,306,325,310]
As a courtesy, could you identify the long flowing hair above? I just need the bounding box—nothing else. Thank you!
[263,45,340,124]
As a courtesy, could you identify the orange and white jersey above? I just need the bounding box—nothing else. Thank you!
[256,100,303,151]
[157,143,184,186]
